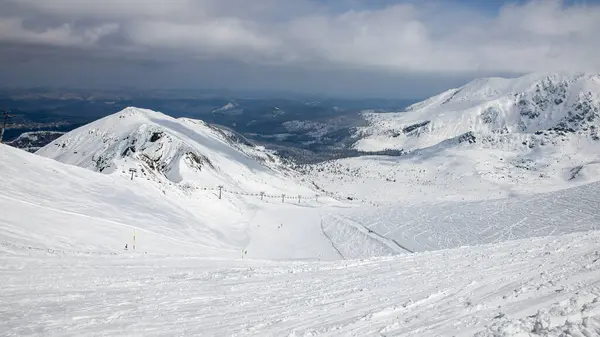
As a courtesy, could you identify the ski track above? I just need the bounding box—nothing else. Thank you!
[2,231,600,336]
[336,181,600,253]
[241,204,341,261]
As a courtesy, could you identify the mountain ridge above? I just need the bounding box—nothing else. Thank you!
[302,73,600,204]
[36,107,313,195]
[355,72,600,153]
[6,131,65,153]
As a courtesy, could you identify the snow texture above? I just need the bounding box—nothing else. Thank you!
[3,229,600,336]
[333,181,600,253]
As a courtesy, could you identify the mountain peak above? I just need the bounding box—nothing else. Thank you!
[37,107,311,195]
[352,72,600,186]
[427,72,600,109]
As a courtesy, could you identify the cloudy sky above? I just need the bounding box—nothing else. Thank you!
[0,0,599,98]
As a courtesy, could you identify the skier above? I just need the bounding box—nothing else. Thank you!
[124,244,128,251]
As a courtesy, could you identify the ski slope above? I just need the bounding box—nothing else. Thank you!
[328,180,600,253]
[0,143,243,256]
[3,142,600,336]
[0,144,339,259]
[2,231,600,336]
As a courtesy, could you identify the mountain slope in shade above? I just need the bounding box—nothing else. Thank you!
[6,131,65,152]
[36,107,311,196]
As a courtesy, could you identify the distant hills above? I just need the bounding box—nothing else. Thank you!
[1,88,416,161]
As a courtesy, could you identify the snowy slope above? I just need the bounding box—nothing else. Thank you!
[329,180,600,253]
[0,144,341,260]
[304,142,600,205]
[4,135,600,335]
[3,98,600,336]
[10,136,600,261]
[36,107,311,196]
[0,143,247,256]
[3,230,600,336]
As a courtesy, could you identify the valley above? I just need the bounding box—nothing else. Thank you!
[0,88,413,162]
[2,73,600,336]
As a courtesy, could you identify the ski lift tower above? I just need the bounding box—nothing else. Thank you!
[0,110,14,144]
[129,168,137,180]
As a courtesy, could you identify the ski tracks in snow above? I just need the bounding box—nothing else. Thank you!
[3,231,600,336]
[0,193,237,255]
[320,214,413,260]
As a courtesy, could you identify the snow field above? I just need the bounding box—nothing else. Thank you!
[332,179,600,254]
[2,230,600,336]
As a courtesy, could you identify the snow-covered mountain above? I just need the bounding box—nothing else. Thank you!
[303,73,600,204]
[36,107,310,195]
[6,131,64,152]
[355,73,600,153]
[211,101,240,114]
[0,143,248,256]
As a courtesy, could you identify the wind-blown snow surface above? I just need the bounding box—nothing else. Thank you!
[327,181,600,254]
[3,230,600,336]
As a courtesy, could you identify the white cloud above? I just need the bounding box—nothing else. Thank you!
[2,0,600,74]
[127,20,278,55]
[0,18,119,47]
[6,0,197,20]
